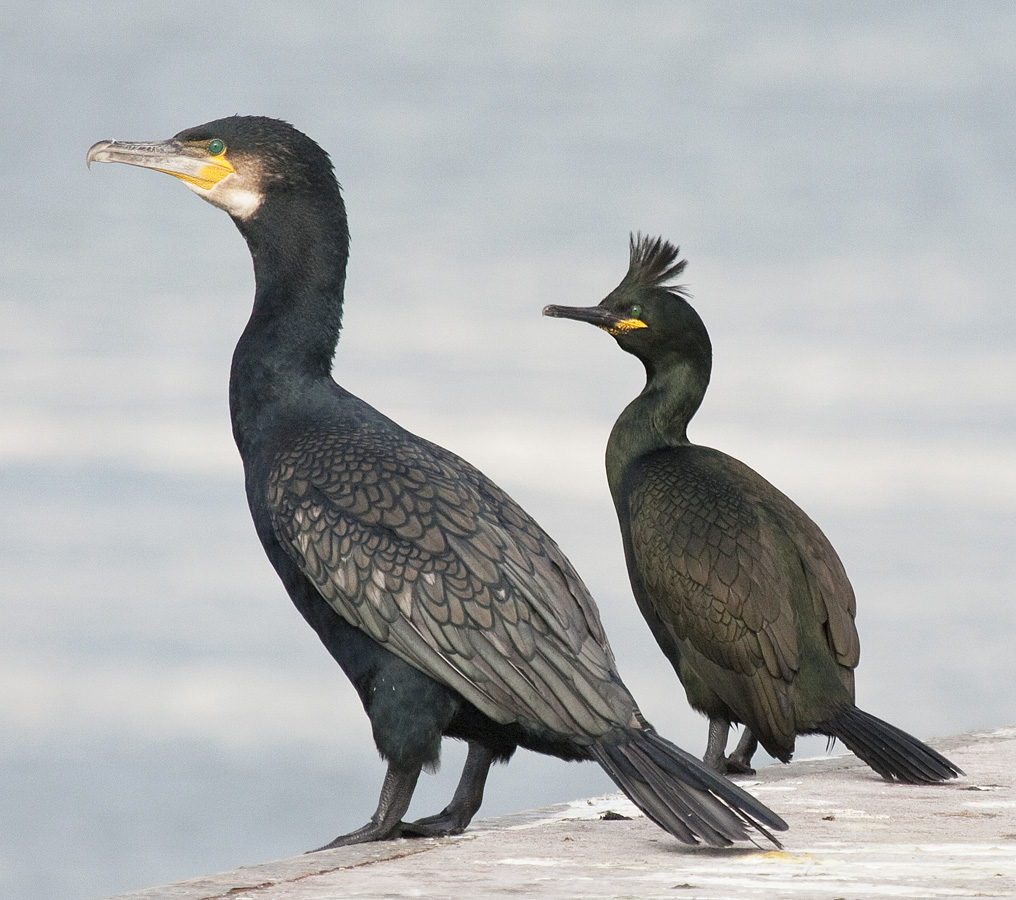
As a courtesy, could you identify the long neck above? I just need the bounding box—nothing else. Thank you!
[605,357,709,499]
[228,190,349,458]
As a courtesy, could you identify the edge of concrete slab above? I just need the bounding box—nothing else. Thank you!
[98,725,1016,900]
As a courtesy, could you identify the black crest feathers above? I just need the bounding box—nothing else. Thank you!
[624,233,690,298]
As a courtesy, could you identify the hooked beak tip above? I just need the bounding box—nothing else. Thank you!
[86,140,114,169]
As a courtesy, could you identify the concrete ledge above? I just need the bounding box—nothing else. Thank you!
[102,727,1016,899]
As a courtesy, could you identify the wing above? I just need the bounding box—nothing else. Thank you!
[748,460,859,689]
[627,445,860,748]
[265,418,634,741]
[626,447,801,748]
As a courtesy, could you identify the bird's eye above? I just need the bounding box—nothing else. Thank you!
[207,139,225,156]
[631,305,642,317]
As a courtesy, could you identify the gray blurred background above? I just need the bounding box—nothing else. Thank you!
[1,3,1014,898]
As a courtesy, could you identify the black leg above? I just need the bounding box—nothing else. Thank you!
[402,742,495,837]
[726,728,758,775]
[310,761,422,852]
[703,716,730,772]
[704,717,758,775]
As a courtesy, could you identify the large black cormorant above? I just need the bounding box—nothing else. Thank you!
[544,234,962,784]
[86,118,787,849]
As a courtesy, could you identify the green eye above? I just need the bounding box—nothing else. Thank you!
[630,305,642,317]
[207,139,225,155]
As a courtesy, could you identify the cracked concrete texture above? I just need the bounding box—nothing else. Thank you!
[101,727,1016,900]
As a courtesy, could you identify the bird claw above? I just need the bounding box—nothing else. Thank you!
[722,756,757,776]
[309,814,467,852]
[308,820,405,852]
[399,810,469,838]
[703,752,756,777]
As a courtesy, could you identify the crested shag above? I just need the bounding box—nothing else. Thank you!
[86,118,787,849]
[544,234,962,784]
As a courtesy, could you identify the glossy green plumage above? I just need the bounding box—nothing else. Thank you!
[546,234,961,784]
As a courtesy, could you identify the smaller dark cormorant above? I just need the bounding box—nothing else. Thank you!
[544,234,962,784]
[86,120,787,849]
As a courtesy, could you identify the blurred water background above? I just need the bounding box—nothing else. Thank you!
[2,3,1014,898]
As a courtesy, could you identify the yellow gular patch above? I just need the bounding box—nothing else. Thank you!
[604,318,648,336]
[162,154,235,191]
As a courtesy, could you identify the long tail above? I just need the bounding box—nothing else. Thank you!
[820,705,963,784]
[590,729,787,847]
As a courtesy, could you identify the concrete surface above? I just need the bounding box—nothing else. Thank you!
[101,727,1015,899]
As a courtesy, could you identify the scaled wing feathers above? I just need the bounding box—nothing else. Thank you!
[267,422,633,741]
[628,446,860,751]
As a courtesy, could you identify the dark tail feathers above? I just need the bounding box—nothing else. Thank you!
[821,706,963,784]
[591,729,787,847]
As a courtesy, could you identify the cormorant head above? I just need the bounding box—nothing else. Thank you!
[544,233,712,379]
[86,116,340,222]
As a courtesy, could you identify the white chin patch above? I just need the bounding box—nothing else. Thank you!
[184,175,263,220]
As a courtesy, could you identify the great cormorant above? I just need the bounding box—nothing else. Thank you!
[544,234,962,784]
[86,119,786,849]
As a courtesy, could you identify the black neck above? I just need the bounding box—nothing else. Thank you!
[228,190,349,457]
[605,357,709,499]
